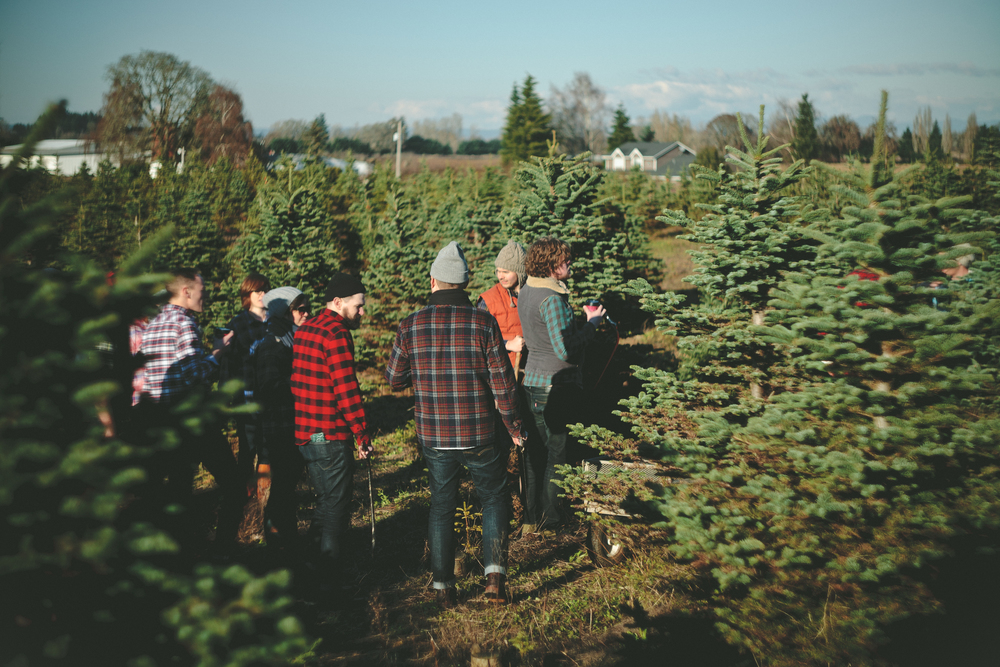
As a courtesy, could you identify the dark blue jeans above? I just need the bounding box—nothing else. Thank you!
[300,440,354,565]
[524,383,581,526]
[423,442,507,589]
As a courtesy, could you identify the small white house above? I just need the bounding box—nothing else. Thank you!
[602,141,697,180]
[0,139,111,174]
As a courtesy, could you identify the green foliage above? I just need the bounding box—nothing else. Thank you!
[1,106,310,665]
[403,135,452,155]
[330,136,373,154]
[501,75,552,166]
[269,137,300,154]
[457,138,501,155]
[608,103,635,151]
[791,93,819,162]
[594,92,1000,665]
[501,149,651,302]
[358,162,511,328]
[228,158,348,302]
[303,114,330,158]
[928,120,944,161]
[898,127,915,163]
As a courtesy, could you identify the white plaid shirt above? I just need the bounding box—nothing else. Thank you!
[140,304,219,404]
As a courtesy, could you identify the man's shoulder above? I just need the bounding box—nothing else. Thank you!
[295,311,348,346]
[147,305,192,331]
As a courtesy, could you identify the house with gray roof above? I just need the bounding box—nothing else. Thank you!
[602,141,696,180]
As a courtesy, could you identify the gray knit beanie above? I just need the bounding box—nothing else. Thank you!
[495,240,527,288]
[263,286,303,318]
[430,241,469,284]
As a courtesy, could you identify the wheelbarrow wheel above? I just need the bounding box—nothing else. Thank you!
[586,522,627,567]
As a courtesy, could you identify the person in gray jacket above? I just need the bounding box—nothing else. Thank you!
[517,237,604,532]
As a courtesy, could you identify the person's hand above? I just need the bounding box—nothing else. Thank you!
[582,303,606,325]
[212,330,234,357]
[357,435,374,460]
[506,335,524,353]
[512,436,523,449]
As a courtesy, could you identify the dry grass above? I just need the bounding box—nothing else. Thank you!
[647,228,698,292]
[366,153,503,177]
[185,374,738,666]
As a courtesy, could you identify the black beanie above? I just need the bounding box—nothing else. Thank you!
[324,272,366,301]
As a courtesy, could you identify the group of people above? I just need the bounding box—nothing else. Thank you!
[131,235,606,607]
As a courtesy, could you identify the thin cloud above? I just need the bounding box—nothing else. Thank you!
[821,62,1000,77]
[618,79,764,120]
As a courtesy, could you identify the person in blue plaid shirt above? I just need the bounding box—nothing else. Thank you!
[517,238,605,533]
[139,268,245,552]
[385,242,525,607]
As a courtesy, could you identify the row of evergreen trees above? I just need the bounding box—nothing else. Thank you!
[569,93,1000,664]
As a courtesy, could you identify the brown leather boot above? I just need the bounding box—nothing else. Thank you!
[484,573,508,604]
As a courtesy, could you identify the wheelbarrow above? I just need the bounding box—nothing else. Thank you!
[580,457,672,567]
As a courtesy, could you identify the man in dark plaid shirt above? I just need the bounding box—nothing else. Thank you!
[385,242,524,607]
[291,272,372,585]
[138,268,244,552]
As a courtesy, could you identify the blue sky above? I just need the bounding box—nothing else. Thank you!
[2,0,998,136]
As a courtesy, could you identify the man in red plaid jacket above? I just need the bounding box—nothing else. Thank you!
[385,242,524,607]
[291,272,372,583]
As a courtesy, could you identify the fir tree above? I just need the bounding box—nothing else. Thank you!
[607,103,635,150]
[303,113,330,157]
[501,144,650,301]
[228,157,345,299]
[638,124,655,142]
[500,75,552,166]
[1,104,310,666]
[898,127,914,163]
[928,119,944,160]
[791,93,819,162]
[569,105,830,663]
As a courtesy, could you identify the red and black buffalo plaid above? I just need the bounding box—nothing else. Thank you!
[385,289,523,449]
[291,309,370,447]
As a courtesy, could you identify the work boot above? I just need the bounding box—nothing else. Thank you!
[435,586,457,609]
[484,573,508,605]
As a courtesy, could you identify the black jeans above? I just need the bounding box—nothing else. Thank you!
[523,383,581,526]
[135,401,245,551]
[300,440,355,565]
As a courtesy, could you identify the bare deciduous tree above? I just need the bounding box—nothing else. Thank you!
[646,111,694,144]
[913,106,933,155]
[820,115,861,161]
[265,119,310,145]
[766,99,798,159]
[412,113,463,153]
[703,113,755,153]
[962,113,978,162]
[194,85,254,166]
[97,51,213,163]
[349,118,406,154]
[942,114,953,158]
[548,72,609,155]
